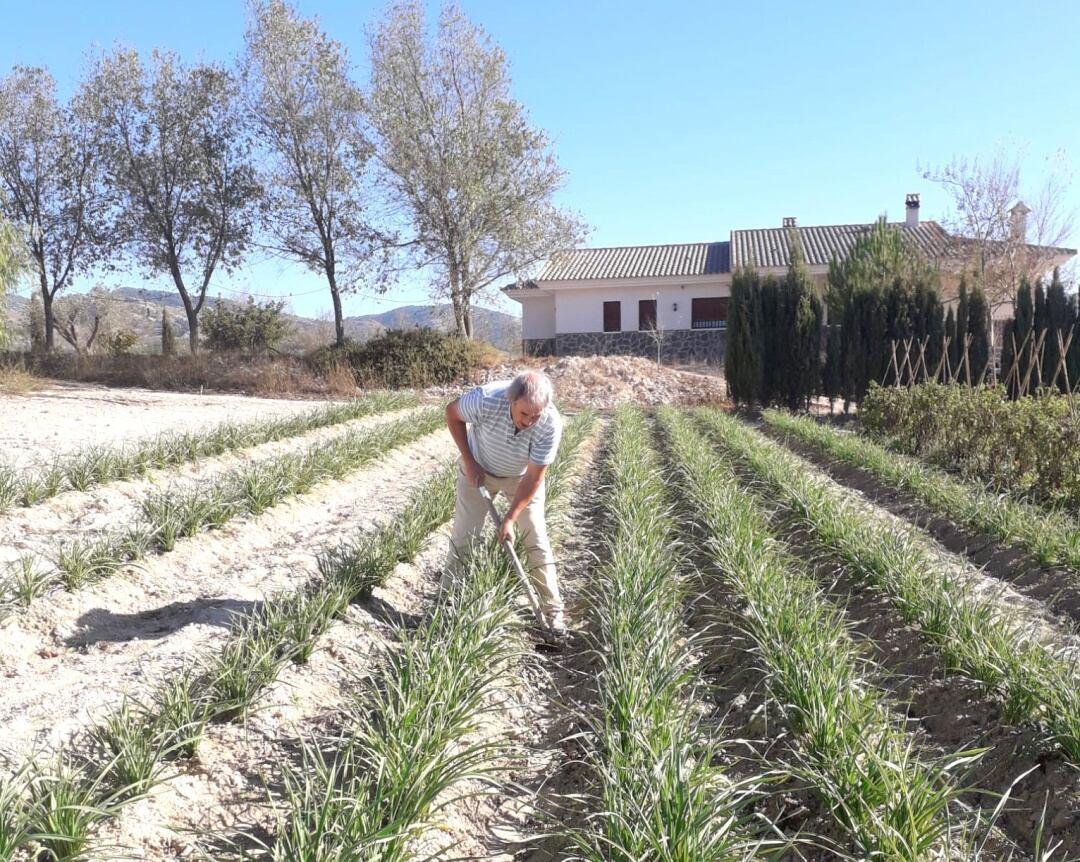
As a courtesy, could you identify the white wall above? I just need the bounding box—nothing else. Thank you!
[552,279,732,333]
[519,293,556,338]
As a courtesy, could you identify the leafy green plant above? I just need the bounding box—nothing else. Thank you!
[860,382,1080,508]
[26,754,122,862]
[699,408,1080,763]
[91,698,172,799]
[0,764,33,861]
[150,665,212,759]
[764,408,1080,569]
[568,407,764,862]
[238,411,596,861]
[661,407,965,860]
[0,390,417,513]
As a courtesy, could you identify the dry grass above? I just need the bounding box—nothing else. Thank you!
[0,361,44,395]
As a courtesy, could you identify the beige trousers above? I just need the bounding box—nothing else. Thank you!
[443,460,563,619]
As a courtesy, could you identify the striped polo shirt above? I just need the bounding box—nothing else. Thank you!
[457,381,562,478]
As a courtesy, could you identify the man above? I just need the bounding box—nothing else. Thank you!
[443,370,565,632]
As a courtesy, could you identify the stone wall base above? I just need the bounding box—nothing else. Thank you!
[523,329,725,364]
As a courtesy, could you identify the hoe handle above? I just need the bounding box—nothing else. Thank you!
[477,486,548,629]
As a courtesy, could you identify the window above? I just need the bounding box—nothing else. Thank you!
[603,301,621,333]
[638,299,657,331]
[692,297,728,329]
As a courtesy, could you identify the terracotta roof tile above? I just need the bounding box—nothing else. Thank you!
[537,241,730,280]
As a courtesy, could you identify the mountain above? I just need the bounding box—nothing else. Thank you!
[2,288,521,354]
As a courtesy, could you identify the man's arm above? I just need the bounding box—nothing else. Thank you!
[498,462,547,543]
[446,398,486,487]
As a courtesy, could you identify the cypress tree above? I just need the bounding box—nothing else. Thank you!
[823,323,842,410]
[1013,278,1035,392]
[161,308,176,357]
[967,286,991,384]
[1066,291,1080,391]
[924,289,944,382]
[724,269,761,405]
[1000,317,1017,398]
[943,306,957,381]
[785,234,822,409]
[1045,269,1068,390]
[952,277,969,380]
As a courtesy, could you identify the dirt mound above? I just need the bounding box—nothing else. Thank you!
[458,355,728,410]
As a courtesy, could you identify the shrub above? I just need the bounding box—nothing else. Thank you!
[315,328,500,389]
[105,329,139,356]
[860,382,1080,508]
[202,298,291,354]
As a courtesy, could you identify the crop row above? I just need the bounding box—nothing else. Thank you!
[699,409,1080,763]
[232,410,596,862]
[0,407,444,617]
[0,454,461,862]
[567,407,762,862]
[763,408,1080,573]
[660,407,964,860]
[0,390,418,511]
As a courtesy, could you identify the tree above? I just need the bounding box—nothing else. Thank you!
[0,67,106,350]
[0,211,27,348]
[724,268,762,405]
[922,149,1076,337]
[161,307,175,356]
[952,278,969,379]
[822,324,842,410]
[244,0,387,347]
[368,2,586,338]
[943,306,956,379]
[785,235,822,409]
[967,286,991,383]
[54,285,112,354]
[78,50,261,352]
[202,297,291,353]
[1045,269,1068,389]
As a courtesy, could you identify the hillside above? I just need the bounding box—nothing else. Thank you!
[3,288,521,353]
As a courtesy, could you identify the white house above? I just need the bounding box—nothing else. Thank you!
[503,195,1076,362]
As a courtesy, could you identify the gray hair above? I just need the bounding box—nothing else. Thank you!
[507,370,554,408]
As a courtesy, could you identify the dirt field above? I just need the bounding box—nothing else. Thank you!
[0,382,336,468]
[2,379,1079,860]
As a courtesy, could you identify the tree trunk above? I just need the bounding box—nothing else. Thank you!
[37,263,55,351]
[447,261,468,338]
[186,306,199,354]
[328,271,345,348]
[462,301,473,340]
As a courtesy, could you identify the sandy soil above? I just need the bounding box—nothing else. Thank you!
[0,430,457,762]
[0,382,338,468]
[97,525,451,860]
[0,405,423,568]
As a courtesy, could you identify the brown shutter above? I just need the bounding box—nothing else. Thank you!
[691,297,728,329]
[603,301,622,332]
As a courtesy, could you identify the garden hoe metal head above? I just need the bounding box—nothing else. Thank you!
[476,485,562,649]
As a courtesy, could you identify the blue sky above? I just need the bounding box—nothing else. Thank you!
[3,0,1079,319]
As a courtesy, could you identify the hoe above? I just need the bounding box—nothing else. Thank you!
[477,485,561,647]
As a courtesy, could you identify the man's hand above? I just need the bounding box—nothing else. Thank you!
[463,456,486,488]
[497,515,516,544]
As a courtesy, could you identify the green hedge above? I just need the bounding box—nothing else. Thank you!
[312,328,500,389]
[860,382,1080,509]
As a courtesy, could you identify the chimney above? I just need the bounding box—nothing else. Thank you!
[905,193,920,228]
[782,216,797,228]
[1009,200,1032,242]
